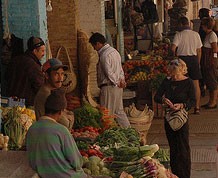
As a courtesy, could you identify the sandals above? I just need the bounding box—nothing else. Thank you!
[194,108,200,115]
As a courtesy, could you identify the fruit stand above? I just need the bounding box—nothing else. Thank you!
[123,54,169,118]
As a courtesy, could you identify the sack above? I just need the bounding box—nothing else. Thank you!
[56,46,77,93]
[165,108,188,131]
[141,0,159,24]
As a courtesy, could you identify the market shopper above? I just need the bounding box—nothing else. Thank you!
[198,8,212,97]
[89,32,130,128]
[34,58,74,130]
[154,58,196,178]
[200,17,218,109]
[26,88,88,178]
[6,36,45,106]
[171,16,202,114]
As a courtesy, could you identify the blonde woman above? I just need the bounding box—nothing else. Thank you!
[154,58,196,178]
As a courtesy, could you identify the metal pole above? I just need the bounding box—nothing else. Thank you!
[116,0,125,62]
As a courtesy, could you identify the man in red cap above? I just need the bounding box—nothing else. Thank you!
[34,58,74,130]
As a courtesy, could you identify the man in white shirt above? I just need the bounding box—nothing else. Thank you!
[171,16,202,114]
[89,32,130,128]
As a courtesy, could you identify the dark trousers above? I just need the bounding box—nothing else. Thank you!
[164,119,191,178]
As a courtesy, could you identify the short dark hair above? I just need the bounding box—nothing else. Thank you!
[45,107,61,115]
[201,17,215,30]
[27,36,45,51]
[199,8,210,19]
[178,16,189,26]
[89,32,106,45]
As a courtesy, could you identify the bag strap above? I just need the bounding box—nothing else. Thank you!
[56,46,73,72]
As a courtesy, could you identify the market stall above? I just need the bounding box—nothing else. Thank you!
[0,98,177,178]
[122,39,170,118]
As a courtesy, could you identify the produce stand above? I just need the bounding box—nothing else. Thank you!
[0,100,175,178]
[123,54,169,119]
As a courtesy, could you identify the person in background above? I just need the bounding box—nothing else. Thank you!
[6,36,45,106]
[89,32,130,128]
[171,16,202,114]
[200,17,218,109]
[198,8,212,97]
[199,8,212,42]
[154,58,196,178]
[26,88,88,178]
[34,58,74,130]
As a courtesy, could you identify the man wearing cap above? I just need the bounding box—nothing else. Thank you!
[34,58,74,130]
[26,88,88,178]
[6,36,45,106]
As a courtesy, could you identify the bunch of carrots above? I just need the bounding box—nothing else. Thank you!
[98,106,117,131]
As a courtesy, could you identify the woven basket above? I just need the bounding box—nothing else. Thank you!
[125,104,154,145]
[129,117,152,132]
[129,117,152,145]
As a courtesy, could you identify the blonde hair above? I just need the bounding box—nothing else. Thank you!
[168,58,187,76]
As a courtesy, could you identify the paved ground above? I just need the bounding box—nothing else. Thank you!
[147,92,218,178]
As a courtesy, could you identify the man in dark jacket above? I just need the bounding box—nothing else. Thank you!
[6,36,45,106]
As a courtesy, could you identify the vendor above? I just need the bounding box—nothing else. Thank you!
[6,36,45,106]
[26,88,89,178]
[34,58,74,130]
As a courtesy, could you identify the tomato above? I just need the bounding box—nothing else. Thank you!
[79,150,89,157]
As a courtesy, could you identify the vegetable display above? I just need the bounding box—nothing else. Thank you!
[1,106,35,150]
[95,127,141,148]
[73,102,103,129]
[82,156,112,176]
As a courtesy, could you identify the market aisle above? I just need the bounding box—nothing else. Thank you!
[147,92,218,178]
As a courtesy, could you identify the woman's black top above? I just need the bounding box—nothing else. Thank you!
[154,77,196,110]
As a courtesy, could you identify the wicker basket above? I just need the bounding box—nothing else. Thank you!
[125,104,154,145]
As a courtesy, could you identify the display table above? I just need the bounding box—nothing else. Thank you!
[0,151,36,178]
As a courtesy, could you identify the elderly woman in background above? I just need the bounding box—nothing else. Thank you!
[201,17,218,109]
[154,59,196,178]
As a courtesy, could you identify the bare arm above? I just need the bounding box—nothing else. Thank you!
[211,42,217,53]
[171,44,177,56]
[196,48,201,64]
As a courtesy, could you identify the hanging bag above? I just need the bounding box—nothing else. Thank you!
[56,46,77,93]
[165,108,188,131]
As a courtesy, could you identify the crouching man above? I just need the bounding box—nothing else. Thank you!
[26,88,88,178]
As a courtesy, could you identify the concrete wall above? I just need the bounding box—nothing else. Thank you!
[77,0,105,37]
[2,0,47,50]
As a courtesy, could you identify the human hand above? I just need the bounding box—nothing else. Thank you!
[118,79,126,88]
[173,103,183,110]
[162,97,174,108]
